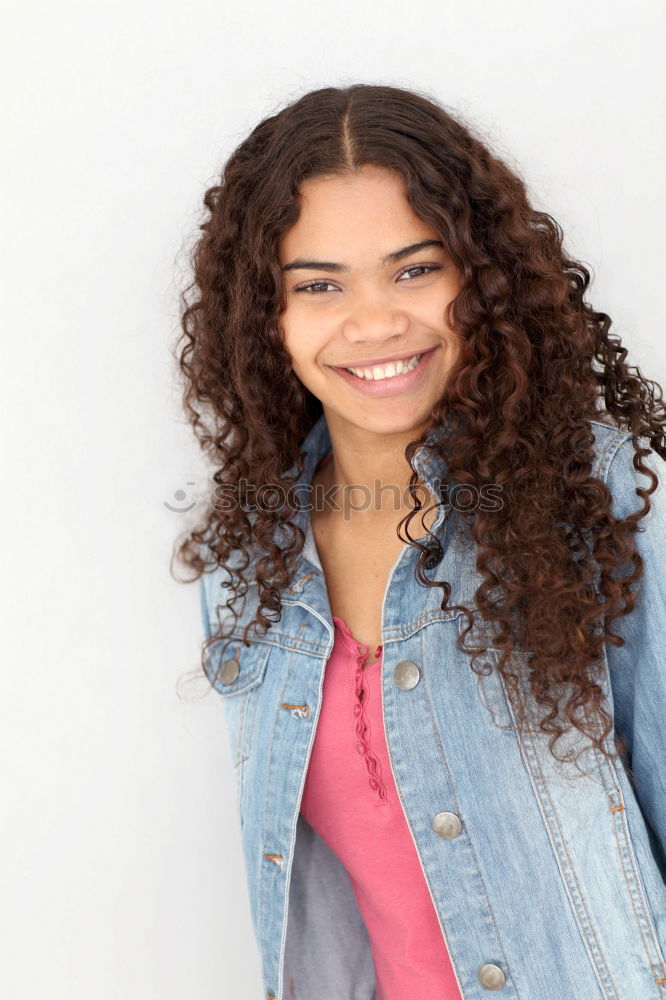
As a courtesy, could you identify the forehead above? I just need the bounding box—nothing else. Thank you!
[278,166,438,264]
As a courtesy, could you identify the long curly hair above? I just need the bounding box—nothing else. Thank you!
[173,82,666,773]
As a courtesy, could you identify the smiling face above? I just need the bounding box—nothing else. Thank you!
[278,165,462,439]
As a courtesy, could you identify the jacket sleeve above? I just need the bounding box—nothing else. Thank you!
[604,435,666,875]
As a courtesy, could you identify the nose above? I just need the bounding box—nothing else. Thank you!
[341,287,409,345]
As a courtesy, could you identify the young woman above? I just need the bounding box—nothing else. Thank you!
[175,84,666,1000]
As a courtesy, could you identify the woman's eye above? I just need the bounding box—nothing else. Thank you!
[293,281,338,294]
[397,264,440,281]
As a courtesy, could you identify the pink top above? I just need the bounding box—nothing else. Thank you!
[299,612,463,999]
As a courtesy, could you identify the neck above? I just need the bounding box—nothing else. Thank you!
[315,412,436,526]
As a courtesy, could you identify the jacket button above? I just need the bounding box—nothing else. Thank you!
[477,964,506,989]
[221,657,240,685]
[423,539,443,570]
[393,660,420,690]
[432,811,462,839]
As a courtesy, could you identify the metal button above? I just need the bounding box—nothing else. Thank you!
[432,811,462,839]
[477,964,506,989]
[221,657,240,685]
[394,660,421,690]
[423,540,443,570]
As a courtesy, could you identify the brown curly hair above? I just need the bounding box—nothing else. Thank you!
[172,82,666,774]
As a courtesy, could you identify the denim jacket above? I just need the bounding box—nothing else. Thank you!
[199,413,666,1000]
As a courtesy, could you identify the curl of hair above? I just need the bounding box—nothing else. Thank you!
[172,82,666,775]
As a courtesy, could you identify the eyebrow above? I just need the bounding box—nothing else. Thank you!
[280,239,445,273]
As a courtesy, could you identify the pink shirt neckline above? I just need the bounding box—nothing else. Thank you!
[333,614,383,666]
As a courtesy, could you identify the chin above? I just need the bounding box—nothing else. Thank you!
[343,408,433,438]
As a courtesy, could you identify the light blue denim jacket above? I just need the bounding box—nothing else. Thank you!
[199,413,666,1000]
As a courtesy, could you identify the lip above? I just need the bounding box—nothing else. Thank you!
[330,346,438,398]
[333,348,433,369]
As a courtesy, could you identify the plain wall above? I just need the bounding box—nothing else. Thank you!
[2,1,664,997]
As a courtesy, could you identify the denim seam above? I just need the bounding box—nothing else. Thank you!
[597,428,666,983]
[276,632,333,1000]
[260,651,296,996]
[417,628,520,999]
[593,742,666,986]
[235,693,249,828]
[518,718,619,999]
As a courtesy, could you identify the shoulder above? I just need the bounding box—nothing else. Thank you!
[198,534,266,639]
[197,537,235,638]
[589,417,633,480]
[589,418,666,523]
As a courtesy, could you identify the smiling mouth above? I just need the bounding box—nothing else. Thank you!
[329,345,439,397]
[332,347,435,372]
[334,346,436,381]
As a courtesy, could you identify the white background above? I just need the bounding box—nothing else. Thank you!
[2,1,665,997]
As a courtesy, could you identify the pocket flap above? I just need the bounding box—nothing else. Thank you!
[203,635,271,696]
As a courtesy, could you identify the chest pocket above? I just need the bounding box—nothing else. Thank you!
[204,634,271,697]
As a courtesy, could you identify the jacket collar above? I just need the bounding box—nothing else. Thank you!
[299,408,448,480]
[282,412,450,547]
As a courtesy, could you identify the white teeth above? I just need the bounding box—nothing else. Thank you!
[346,353,422,381]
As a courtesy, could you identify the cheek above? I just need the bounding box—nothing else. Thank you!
[427,294,459,336]
[279,313,302,362]
[280,325,317,384]
[283,311,329,363]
